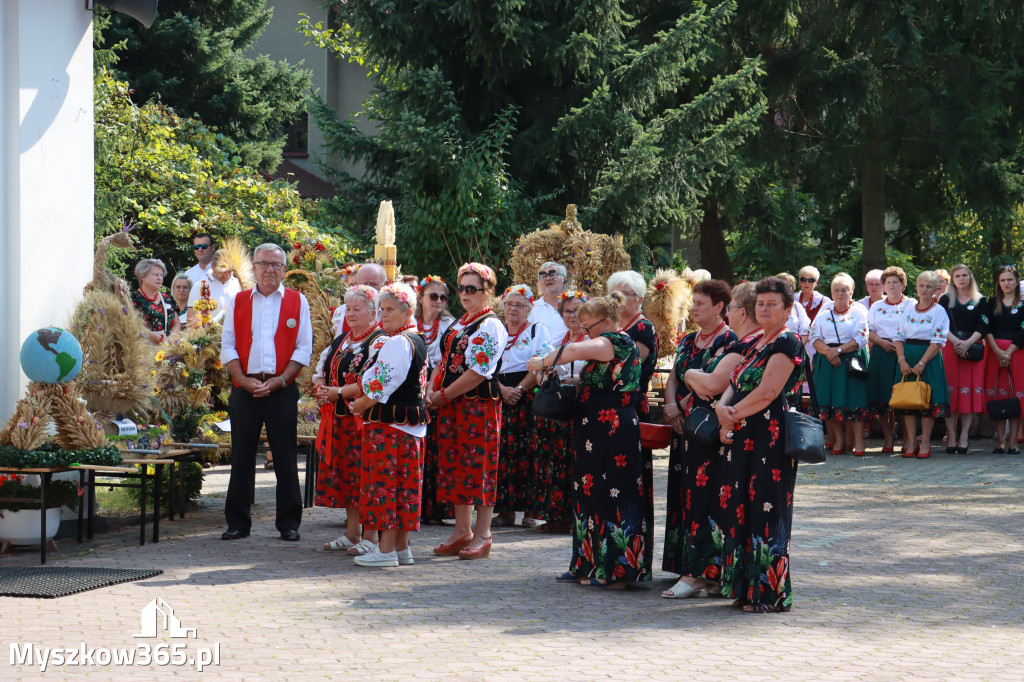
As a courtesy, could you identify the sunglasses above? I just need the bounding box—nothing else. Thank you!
[193,244,211,250]
[799,277,817,283]
[457,284,483,295]
[427,292,448,302]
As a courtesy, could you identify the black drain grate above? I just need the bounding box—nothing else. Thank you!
[0,567,163,598]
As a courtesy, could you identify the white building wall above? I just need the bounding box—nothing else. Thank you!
[0,2,95,421]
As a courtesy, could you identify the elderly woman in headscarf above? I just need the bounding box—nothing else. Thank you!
[492,284,551,528]
[131,258,180,343]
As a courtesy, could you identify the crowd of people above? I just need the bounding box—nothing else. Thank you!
[125,234,1024,611]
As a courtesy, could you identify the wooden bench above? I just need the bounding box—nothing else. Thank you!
[73,459,174,547]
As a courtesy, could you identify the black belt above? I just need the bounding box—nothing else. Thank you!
[904,339,930,346]
[498,370,529,386]
[246,372,275,381]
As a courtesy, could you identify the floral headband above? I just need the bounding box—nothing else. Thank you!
[340,264,361,282]
[346,284,379,302]
[502,284,535,303]
[419,275,447,292]
[457,262,496,285]
[559,290,589,302]
[380,283,415,306]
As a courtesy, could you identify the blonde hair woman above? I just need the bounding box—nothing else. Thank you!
[940,264,986,453]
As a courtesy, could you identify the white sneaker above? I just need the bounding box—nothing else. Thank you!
[353,548,399,567]
[346,539,377,556]
[396,548,414,565]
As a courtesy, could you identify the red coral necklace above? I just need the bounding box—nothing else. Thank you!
[418,316,441,344]
[459,306,493,326]
[505,322,529,351]
[348,322,379,343]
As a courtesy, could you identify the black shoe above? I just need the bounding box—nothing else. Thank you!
[280,530,300,541]
[221,529,250,540]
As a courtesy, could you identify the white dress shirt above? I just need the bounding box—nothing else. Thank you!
[185,262,212,286]
[188,275,242,323]
[528,297,568,339]
[221,284,313,372]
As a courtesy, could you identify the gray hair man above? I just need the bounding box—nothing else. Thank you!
[528,261,568,338]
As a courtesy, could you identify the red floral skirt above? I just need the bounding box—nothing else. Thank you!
[359,424,424,531]
[420,413,452,521]
[436,396,502,506]
[943,343,986,413]
[315,413,363,509]
[495,393,540,513]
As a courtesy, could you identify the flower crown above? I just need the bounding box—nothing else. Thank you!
[346,284,379,302]
[502,284,535,303]
[340,264,361,282]
[457,262,496,285]
[559,290,589,302]
[419,275,447,293]
[380,283,414,306]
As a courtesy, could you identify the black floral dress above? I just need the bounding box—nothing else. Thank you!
[624,318,659,568]
[569,332,652,583]
[720,331,804,610]
[131,289,172,333]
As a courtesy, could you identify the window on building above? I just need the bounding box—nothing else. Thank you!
[282,116,309,158]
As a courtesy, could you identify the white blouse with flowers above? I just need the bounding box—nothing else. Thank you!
[895,303,949,346]
[868,296,917,340]
[809,302,870,348]
[360,334,426,438]
[422,316,455,368]
[450,315,509,379]
[312,331,388,382]
[499,322,552,374]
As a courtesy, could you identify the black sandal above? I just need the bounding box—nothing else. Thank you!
[742,602,791,614]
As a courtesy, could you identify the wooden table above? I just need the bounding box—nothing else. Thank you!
[0,466,71,564]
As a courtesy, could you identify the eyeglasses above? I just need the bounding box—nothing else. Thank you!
[799,277,817,283]
[538,270,563,280]
[254,261,285,270]
[504,303,529,310]
[561,309,579,317]
[193,244,211,251]
[427,292,448,302]
[726,305,743,312]
[457,284,482,295]
[581,318,608,333]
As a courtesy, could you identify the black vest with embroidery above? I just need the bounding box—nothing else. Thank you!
[366,331,429,426]
[326,327,387,417]
[438,313,501,400]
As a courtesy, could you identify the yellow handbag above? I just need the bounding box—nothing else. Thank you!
[889,375,931,411]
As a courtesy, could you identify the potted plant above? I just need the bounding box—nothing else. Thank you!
[0,474,80,546]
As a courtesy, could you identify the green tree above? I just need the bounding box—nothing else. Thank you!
[101,0,311,170]
[94,70,357,277]
[301,0,764,283]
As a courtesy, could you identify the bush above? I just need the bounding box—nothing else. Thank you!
[0,476,80,512]
[124,462,204,507]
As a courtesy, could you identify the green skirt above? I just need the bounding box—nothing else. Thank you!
[811,347,870,422]
[891,342,950,418]
[867,344,899,414]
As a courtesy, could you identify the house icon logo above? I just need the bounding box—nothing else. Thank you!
[133,598,198,639]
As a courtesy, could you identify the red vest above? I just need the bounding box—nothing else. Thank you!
[233,287,302,383]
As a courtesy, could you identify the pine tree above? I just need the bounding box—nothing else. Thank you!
[102,0,311,170]
[301,0,765,281]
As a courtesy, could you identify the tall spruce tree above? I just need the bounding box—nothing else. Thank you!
[302,0,765,282]
[103,0,311,171]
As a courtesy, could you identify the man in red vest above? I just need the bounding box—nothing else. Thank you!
[220,243,313,541]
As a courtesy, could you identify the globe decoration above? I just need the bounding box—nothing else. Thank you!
[19,327,83,383]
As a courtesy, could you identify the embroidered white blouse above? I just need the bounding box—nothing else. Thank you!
[361,334,427,438]
[787,302,811,336]
[450,315,509,379]
[312,330,388,382]
[421,316,455,368]
[809,302,870,348]
[895,303,949,346]
[868,296,917,340]
[499,322,552,374]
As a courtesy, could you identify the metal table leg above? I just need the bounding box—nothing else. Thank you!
[39,472,49,565]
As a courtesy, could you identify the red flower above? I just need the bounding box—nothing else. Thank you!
[768,418,780,446]
[315,242,326,251]
[581,474,594,496]
[685,489,692,511]
[612,564,626,579]
[598,409,621,434]
[743,438,754,452]
[292,255,300,264]
[736,503,746,525]
[369,379,383,393]
[474,351,489,365]
[695,462,709,488]
[472,337,485,345]
[772,468,782,482]
[749,474,757,501]
[293,242,303,250]
[614,454,627,467]
[690,520,699,537]
[719,485,731,509]
[581,539,593,563]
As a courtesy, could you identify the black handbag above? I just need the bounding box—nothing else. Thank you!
[532,345,576,423]
[987,368,1021,420]
[830,313,870,380]
[683,405,720,446]
[784,351,827,464]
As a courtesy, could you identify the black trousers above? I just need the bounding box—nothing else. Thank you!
[225,383,302,533]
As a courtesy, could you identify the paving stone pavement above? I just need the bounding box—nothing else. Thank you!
[2,442,1022,680]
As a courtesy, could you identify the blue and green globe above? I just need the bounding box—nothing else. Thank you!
[20,327,83,384]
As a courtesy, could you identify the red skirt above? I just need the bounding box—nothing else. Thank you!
[983,338,1024,414]
[315,413,364,509]
[943,343,986,413]
[359,424,424,531]
[437,396,502,506]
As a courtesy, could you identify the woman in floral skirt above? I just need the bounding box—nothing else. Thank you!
[312,285,388,554]
[661,282,763,598]
[716,277,805,613]
[493,285,551,527]
[348,283,429,568]
[427,263,509,560]
[527,292,652,589]
[415,276,455,523]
